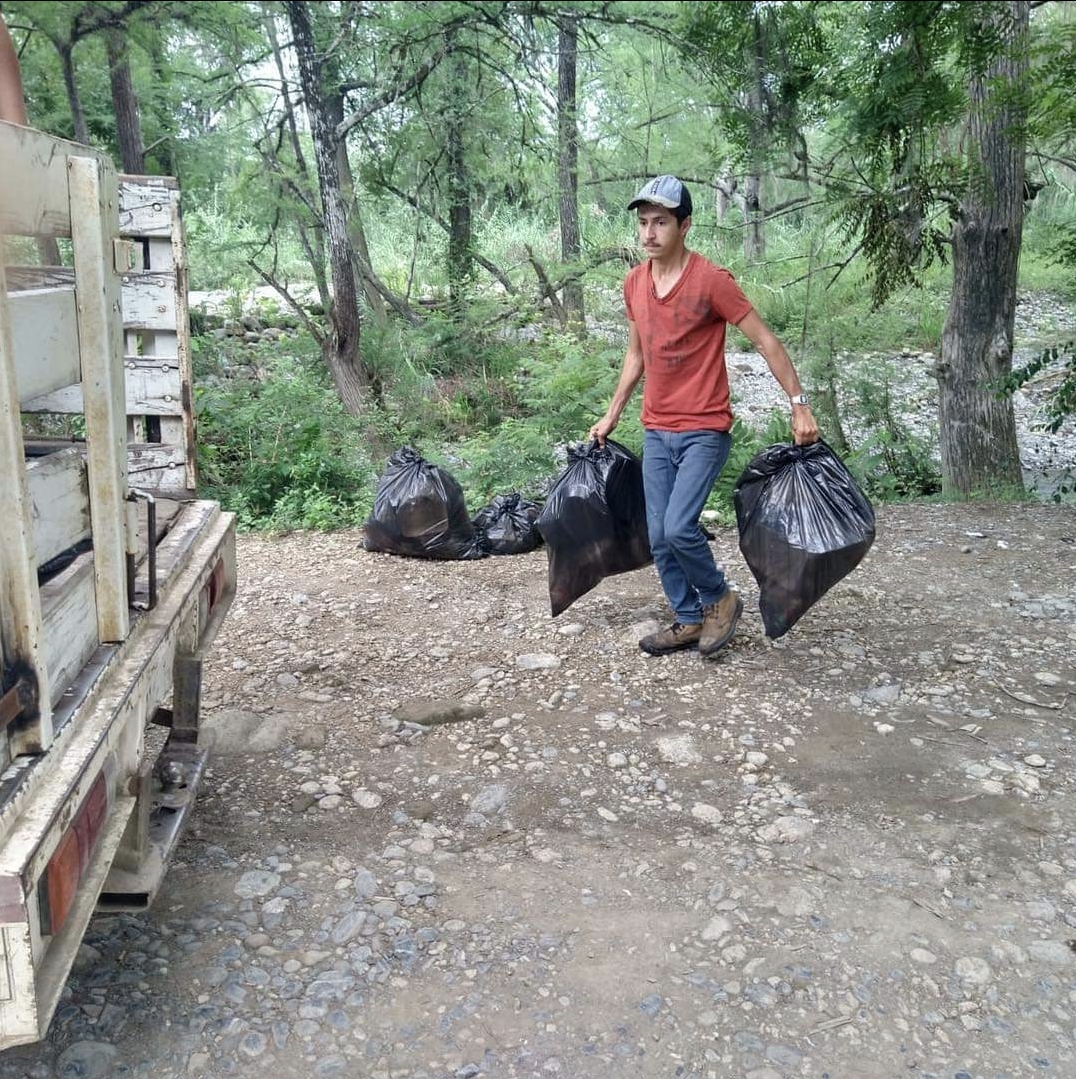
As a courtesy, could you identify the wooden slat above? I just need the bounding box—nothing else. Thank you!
[26,449,90,568]
[2,267,74,291]
[127,440,191,497]
[0,263,54,753]
[39,559,98,711]
[0,122,107,240]
[9,291,81,405]
[23,357,184,418]
[118,176,179,239]
[122,357,184,414]
[120,274,177,332]
[67,156,129,645]
[168,196,199,493]
[121,185,193,489]
[117,179,197,494]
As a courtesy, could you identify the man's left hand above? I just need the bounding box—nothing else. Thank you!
[792,405,820,446]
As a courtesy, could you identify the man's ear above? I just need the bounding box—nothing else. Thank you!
[679,216,692,237]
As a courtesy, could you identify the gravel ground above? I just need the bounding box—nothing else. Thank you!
[0,497,1073,1079]
[0,294,1073,1079]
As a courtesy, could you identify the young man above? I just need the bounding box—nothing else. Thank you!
[588,175,819,658]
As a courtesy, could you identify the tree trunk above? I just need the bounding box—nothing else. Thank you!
[743,13,766,263]
[715,174,738,221]
[743,172,765,262]
[286,0,367,416]
[268,17,330,315]
[58,42,89,144]
[146,42,176,176]
[938,1,1028,497]
[325,88,388,325]
[106,30,145,174]
[557,16,585,336]
[444,30,472,309]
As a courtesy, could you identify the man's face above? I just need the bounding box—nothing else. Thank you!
[636,204,689,258]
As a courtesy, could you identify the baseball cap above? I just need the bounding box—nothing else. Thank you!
[627,175,693,219]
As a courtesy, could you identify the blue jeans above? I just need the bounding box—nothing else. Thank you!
[642,429,732,624]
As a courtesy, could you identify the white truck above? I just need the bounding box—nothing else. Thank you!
[0,118,237,1047]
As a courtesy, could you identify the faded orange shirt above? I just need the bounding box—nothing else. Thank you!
[624,251,754,432]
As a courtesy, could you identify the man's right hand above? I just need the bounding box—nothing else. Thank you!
[587,416,616,446]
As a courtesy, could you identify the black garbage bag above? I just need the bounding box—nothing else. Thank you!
[733,440,875,638]
[472,493,544,555]
[362,446,486,560]
[537,439,652,617]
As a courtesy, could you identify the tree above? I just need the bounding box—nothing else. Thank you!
[285,0,367,415]
[443,23,473,309]
[820,0,1031,496]
[678,1,822,261]
[1003,0,1076,436]
[4,1,157,145]
[105,27,145,172]
[938,1,1028,495]
[557,12,585,333]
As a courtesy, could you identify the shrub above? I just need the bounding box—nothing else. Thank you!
[195,343,374,532]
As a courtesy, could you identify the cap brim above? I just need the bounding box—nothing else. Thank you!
[628,196,680,211]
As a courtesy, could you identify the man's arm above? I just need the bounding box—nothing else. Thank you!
[735,309,819,446]
[588,319,644,445]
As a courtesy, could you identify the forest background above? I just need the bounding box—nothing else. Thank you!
[3,0,1075,532]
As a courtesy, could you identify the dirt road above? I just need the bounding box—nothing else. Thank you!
[0,500,1074,1079]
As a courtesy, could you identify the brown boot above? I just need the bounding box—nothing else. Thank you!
[699,590,744,656]
[639,621,702,656]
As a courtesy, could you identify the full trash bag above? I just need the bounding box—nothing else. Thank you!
[733,440,875,638]
[537,439,652,617]
[472,493,544,556]
[362,446,486,560]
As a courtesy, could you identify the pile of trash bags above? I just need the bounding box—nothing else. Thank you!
[733,440,875,638]
[362,442,652,616]
[362,446,542,561]
[472,493,543,556]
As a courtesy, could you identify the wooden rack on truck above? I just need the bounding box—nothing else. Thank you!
[0,118,237,1048]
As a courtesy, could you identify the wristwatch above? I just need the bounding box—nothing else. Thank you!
[790,393,810,406]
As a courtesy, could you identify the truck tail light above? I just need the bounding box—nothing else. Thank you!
[38,770,112,937]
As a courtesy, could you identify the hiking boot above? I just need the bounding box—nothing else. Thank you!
[699,589,744,657]
[639,621,702,656]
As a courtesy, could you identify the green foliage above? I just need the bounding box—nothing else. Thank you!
[441,419,563,508]
[1002,340,1076,435]
[11,0,1070,519]
[514,334,631,440]
[358,314,527,452]
[842,363,943,500]
[833,170,953,309]
[837,1,970,158]
[437,332,636,507]
[194,341,374,532]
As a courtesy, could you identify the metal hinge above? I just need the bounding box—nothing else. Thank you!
[113,238,140,273]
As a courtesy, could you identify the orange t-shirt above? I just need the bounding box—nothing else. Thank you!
[624,251,754,432]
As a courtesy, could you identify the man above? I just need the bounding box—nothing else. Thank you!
[588,174,819,658]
